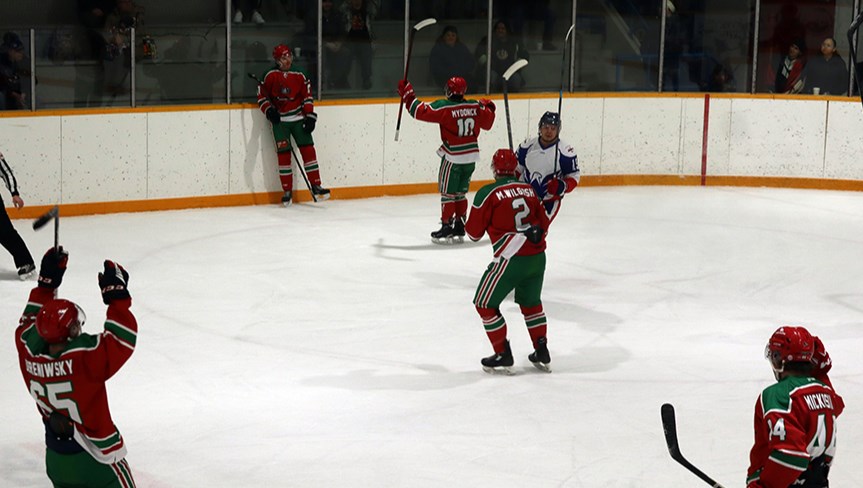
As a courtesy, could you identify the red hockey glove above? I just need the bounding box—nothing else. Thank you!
[546,177,567,197]
[99,260,130,304]
[38,247,68,289]
[266,107,280,124]
[479,98,496,112]
[398,79,416,105]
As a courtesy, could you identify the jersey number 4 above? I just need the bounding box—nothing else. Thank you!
[29,379,83,423]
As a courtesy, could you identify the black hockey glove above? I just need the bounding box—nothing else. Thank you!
[48,411,75,440]
[302,112,317,133]
[523,225,545,244]
[266,107,281,124]
[99,260,130,304]
[38,247,69,289]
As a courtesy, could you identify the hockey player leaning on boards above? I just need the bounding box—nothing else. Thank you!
[16,247,138,487]
[258,44,330,206]
[465,149,551,375]
[397,76,495,244]
[516,111,580,223]
[747,326,844,488]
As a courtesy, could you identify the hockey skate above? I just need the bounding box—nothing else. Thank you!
[528,336,552,373]
[451,216,466,243]
[311,185,331,201]
[431,220,457,244]
[17,263,36,281]
[481,341,515,375]
[281,190,292,207]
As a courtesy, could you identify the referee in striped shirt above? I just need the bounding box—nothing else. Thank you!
[1,151,35,279]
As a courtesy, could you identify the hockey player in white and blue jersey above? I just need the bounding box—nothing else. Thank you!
[516,112,580,222]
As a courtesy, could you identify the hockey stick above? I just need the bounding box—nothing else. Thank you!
[502,59,529,151]
[848,8,863,108]
[661,403,727,488]
[394,17,437,142]
[247,72,317,203]
[554,24,576,174]
[32,205,59,251]
[557,24,575,117]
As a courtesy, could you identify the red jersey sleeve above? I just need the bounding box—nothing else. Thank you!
[82,299,138,382]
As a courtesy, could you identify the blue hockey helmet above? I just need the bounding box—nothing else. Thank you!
[538,111,561,133]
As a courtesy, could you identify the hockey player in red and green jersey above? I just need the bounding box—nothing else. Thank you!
[258,44,330,206]
[465,149,551,374]
[16,247,137,487]
[747,326,844,488]
[397,76,496,243]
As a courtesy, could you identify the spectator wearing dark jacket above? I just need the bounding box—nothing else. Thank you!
[0,32,28,110]
[476,20,529,92]
[430,25,475,88]
[805,37,849,96]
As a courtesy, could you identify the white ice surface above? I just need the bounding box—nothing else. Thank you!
[1,186,861,487]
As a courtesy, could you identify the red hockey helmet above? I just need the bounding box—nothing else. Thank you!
[272,44,292,60]
[765,326,815,374]
[491,149,518,177]
[35,299,86,344]
[445,76,467,99]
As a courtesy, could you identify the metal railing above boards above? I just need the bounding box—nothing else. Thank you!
[5,0,861,111]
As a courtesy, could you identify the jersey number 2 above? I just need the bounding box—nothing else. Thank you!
[512,197,530,231]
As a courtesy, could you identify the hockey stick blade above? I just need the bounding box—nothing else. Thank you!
[413,18,437,32]
[661,403,727,488]
[32,206,58,230]
[502,59,528,81]
[564,24,575,41]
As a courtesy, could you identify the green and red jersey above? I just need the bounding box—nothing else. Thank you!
[16,287,138,464]
[465,176,549,259]
[406,97,495,163]
[257,66,314,122]
[747,375,843,488]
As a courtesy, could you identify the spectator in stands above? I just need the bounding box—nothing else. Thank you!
[706,63,735,92]
[340,0,377,90]
[0,32,28,110]
[77,0,115,60]
[497,0,556,51]
[774,38,806,94]
[233,0,265,25]
[102,0,145,99]
[321,0,350,89]
[805,37,848,96]
[430,25,475,89]
[300,0,349,90]
[476,20,529,92]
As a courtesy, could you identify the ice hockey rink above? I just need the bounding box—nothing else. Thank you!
[1,185,861,487]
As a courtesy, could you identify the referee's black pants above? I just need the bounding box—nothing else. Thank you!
[0,196,34,270]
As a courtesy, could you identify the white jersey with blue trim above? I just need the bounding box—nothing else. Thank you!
[516,137,580,200]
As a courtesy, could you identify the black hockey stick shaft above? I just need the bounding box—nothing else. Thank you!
[32,205,59,251]
[503,80,513,151]
[501,59,528,153]
[661,403,726,488]
[247,72,317,202]
[848,9,863,108]
[395,18,436,141]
